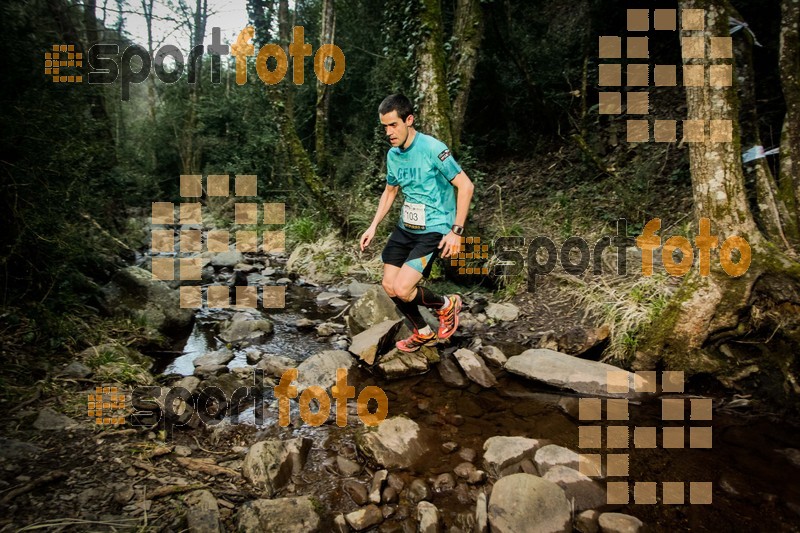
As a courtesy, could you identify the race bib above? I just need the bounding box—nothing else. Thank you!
[402,202,426,230]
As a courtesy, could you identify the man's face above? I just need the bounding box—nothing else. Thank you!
[380,110,413,148]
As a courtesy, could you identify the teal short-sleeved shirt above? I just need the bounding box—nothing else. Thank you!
[386,132,462,235]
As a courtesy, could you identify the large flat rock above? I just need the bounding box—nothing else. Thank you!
[505,349,648,398]
[358,416,427,469]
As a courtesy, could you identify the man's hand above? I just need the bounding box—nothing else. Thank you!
[360,226,377,251]
[438,231,462,258]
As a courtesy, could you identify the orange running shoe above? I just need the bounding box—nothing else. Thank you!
[396,329,438,352]
[437,294,462,339]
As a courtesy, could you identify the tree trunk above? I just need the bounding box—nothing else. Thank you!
[315,0,335,174]
[142,0,157,171]
[416,0,453,148]
[449,0,483,151]
[780,0,800,220]
[180,0,207,174]
[636,0,800,403]
[732,7,797,249]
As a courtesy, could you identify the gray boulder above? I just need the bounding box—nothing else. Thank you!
[236,496,320,532]
[193,348,234,367]
[488,473,571,533]
[185,490,221,533]
[242,438,312,496]
[377,347,439,379]
[598,513,644,533]
[219,313,273,344]
[482,436,541,477]
[101,266,193,333]
[453,349,497,388]
[358,416,427,469]
[295,350,355,394]
[347,286,403,335]
[349,319,403,365]
[505,349,647,398]
[543,465,607,512]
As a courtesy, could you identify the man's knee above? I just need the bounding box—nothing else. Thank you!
[382,278,396,298]
[393,282,415,302]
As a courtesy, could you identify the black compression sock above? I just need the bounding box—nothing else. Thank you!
[391,296,427,331]
[410,286,447,309]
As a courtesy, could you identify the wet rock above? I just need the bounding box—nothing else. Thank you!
[558,325,610,356]
[338,456,362,477]
[488,473,571,533]
[173,375,201,395]
[33,407,79,431]
[453,349,497,388]
[416,501,440,533]
[454,462,476,480]
[408,479,430,503]
[198,372,250,405]
[101,266,194,334]
[0,438,43,460]
[316,291,340,305]
[345,504,383,531]
[479,345,507,367]
[242,438,312,496]
[333,513,349,533]
[557,397,580,419]
[576,510,600,533]
[438,355,469,388]
[60,361,92,378]
[358,416,427,469]
[505,349,648,398]
[235,262,258,273]
[219,313,273,344]
[344,480,369,505]
[433,473,456,492]
[347,286,403,335]
[458,448,476,462]
[535,444,601,478]
[475,492,488,533]
[211,250,243,268]
[256,354,297,379]
[485,303,519,322]
[276,277,292,285]
[194,365,230,378]
[382,486,399,503]
[295,350,355,394]
[329,297,349,308]
[185,490,221,533]
[244,349,263,365]
[349,319,404,365]
[597,512,643,533]
[347,281,374,298]
[194,348,234,368]
[381,505,396,519]
[377,347,439,379]
[295,318,316,329]
[236,496,320,532]
[482,436,541,478]
[370,470,388,503]
[543,465,606,512]
[442,442,459,454]
[387,473,405,492]
[316,323,337,337]
[468,470,488,485]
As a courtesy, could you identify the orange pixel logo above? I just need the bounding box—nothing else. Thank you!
[88,386,126,425]
[598,8,732,143]
[46,44,83,83]
[577,371,713,506]
[150,174,287,309]
[451,236,490,275]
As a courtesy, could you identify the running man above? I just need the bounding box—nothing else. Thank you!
[359,94,475,352]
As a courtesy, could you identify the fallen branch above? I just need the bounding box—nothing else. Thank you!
[0,470,68,505]
[175,457,240,478]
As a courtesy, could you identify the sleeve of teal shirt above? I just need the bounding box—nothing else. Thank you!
[431,141,462,181]
[386,152,399,186]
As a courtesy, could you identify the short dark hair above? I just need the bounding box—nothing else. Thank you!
[379,94,414,120]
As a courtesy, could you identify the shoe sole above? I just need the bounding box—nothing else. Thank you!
[395,338,438,353]
[438,295,462,340]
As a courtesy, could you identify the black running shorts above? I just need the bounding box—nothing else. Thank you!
[381,226,444,278]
